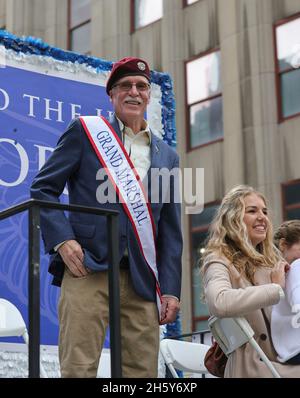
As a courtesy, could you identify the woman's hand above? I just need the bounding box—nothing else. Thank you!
[271,260,290,288]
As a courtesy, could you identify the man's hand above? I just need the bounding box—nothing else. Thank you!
[159,296,180,325]
[58,239,88,277]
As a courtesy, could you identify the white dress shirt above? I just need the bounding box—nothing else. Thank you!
[117,117,151,181]
[271,258,300,362]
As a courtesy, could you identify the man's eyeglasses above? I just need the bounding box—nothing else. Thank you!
[112,81,151,92]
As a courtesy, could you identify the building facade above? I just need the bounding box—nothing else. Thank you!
[1,0,300,333]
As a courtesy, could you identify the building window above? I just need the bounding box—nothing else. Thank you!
[68,0,91,55]
[282,180,300,220]
[184,0,199,6]
[275,14,300,121]
[132,0,163,30]
[190,202,219,331]
[185,50,223,150]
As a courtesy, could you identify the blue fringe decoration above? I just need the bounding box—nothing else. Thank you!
[0,29,177,147]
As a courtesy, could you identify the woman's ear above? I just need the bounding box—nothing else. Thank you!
[278,238,286,252]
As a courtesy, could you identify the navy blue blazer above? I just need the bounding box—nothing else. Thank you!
[30,115,182,302]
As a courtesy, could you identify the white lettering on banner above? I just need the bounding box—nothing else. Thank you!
[70,103,82,119]
[32,144,69,194]
[0,138,29,186]
[23,93,40,117]
[0,88,9,110]
[96,110,114,119]
[2,87,113,120]
[0,141,69,194]
[44,98,63,122]
[80,116,162,315]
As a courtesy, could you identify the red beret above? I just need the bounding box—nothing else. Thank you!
[106,57,151,94]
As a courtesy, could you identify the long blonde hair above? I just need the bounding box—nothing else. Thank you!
[202,185,281,283]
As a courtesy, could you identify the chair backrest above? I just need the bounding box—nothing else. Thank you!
[160,339,210,376]
[0,298,27,337]
[208,316,281,378]
[97,348,111,378]
[208,316,254,355]
[0,298,47,378]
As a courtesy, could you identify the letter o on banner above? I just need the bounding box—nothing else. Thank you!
[0,88,9,110]
[0,139,29,186]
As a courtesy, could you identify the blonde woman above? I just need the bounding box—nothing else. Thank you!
[202,185,300,377]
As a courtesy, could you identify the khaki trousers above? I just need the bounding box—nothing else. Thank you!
[58,268,159,378]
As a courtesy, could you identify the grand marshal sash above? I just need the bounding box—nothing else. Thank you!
[79,116,162,316]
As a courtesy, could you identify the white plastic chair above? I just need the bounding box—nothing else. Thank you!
[97,348,111,378]
[208,316,281,378]
[0,298,47,378]
[160,338,211,378]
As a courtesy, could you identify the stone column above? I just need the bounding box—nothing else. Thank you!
[44,0,68,49]
[162,0,189,332]
[218,0,245,192]
[0,0,6,28]
[237,0,282,223]
[6,0,45,40]
[92,0,131,61]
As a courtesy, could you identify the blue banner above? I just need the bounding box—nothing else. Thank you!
[0,65,115,345]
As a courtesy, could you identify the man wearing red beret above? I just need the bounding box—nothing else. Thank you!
[31,57,182,377]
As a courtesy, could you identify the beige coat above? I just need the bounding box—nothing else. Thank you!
[203,256,300,378]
